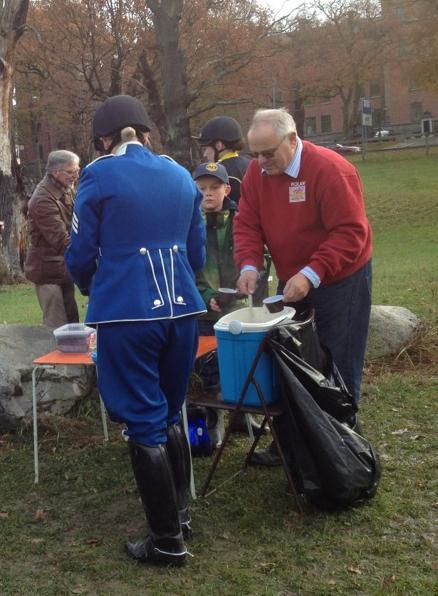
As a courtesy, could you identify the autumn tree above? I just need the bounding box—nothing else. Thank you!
[405,0,438,93]
[133,0,294,165]
[15,0,145,169]
[285,0,395,138]
[15,0,295,167]
[0,0,29,279]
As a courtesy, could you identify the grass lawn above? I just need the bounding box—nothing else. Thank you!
[351,148,438,322]
[0,148,437,594]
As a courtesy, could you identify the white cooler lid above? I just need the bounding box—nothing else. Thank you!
[214,306,295,334]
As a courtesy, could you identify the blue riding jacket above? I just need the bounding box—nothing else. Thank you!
[65,143,206,324]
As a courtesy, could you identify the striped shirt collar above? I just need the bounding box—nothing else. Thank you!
[284,136,303,178]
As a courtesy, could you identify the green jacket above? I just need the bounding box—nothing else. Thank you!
[196,198,238,322]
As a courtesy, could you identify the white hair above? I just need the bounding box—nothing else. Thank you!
[250,108,297,137]
[46,150,79,172]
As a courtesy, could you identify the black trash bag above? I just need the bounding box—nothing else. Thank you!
[268,321,381,510]
[194,350,219,391]
[270,320,357,424]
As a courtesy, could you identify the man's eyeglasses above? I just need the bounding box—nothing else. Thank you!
[60,168,80,175]
[251,134,288,159]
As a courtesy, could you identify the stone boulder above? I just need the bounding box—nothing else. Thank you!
[0,325,95,432]
[366,305,421,360]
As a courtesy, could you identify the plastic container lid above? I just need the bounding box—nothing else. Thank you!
[53,323,94,338]
[214,306,295,334]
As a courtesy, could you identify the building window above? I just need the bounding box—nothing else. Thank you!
[410,102,423,123]
[320,95,331,104]
[395,6,406,21]
[321,114,332,133]
[272,90,283,107]
[409,77,419,91]
[370,80,381,97]
[305,116,317,136]
[399,39,409,56]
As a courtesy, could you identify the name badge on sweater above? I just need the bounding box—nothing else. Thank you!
[289,181,306,203]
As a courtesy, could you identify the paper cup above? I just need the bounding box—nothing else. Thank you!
[263,295,284,313]
[215,288,238,309]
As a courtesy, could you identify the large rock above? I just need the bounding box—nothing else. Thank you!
[366,305,421,360]
[0,325,95,432]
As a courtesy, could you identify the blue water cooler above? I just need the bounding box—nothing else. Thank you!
[214,307,295,407]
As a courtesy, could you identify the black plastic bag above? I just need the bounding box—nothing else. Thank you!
[270,322,357,424]
[269,320,381,510]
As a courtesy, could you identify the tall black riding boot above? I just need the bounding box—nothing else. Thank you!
[166,423,192,539]
[126,441,187,566]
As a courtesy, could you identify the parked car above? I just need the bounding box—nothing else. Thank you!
[374,129,394,138]
[327,143,362,154]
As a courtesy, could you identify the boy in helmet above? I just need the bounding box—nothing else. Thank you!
[196,116,250,205]
[66,95,206,566]
[196,116,271,310]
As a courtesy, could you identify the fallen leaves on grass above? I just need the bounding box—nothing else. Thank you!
[85,538,101,547]
[0,511,9,519]
[71,586,87,594]
[30,538,44,544]
[391,428,409,435]
[34,509,46,522]
[348,565,362,575]
[256,561,277,574]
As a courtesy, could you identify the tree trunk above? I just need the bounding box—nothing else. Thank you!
[146,0,194,167]
[0,0,30,282]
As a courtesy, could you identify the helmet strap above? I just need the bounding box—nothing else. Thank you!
[214,140,226,161]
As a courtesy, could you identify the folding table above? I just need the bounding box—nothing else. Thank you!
[31,336,218,485]
[31,350,105,484]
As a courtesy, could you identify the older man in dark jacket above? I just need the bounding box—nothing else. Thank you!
[25,150,80,327]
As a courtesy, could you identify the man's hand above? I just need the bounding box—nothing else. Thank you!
[236,269,259,295]
[283,273,311,303]
[209,297,222,312]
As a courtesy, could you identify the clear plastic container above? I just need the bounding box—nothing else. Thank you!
[53,323,94,353]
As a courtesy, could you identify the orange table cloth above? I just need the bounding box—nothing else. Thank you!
[33,335,217,366]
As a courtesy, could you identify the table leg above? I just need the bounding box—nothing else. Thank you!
[32,366,39,484]
[181,401,196,500]
[99,396,109,441]
[32,365,56,484]
[244,413,255,442]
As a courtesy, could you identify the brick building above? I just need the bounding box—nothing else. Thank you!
[302,0,438,142]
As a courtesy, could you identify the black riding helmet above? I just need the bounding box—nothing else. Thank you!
[93,95,151,152]
[196,116,243,145]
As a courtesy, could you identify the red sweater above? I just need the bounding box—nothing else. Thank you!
[233,141,372,285]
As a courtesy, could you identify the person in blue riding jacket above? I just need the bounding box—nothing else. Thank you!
[65,95,206,567]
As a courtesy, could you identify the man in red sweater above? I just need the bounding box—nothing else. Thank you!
[234,108,372,465]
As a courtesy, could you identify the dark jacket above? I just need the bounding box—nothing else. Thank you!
[218,153,250,204]
[24,175,74,285]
